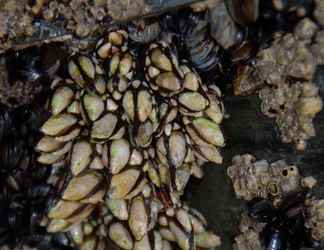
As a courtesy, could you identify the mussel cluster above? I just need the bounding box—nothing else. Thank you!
[0,103,61,249]
[35,28,224,249]
[233,193,324,250]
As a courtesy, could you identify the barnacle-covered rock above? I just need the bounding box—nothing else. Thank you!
[227,154,302,202]
[259,82,322,150]
[294,18,318,42]
[0,0,35,52]
[242,24,319,89]
[233,27,323,149]
[255,32,316,85]
[305,198,324,241]
[234,28,317,96]
[233,213,264,250]
[311,30,324,65]
[233,64,265,96]
[0,0,114,53]
[314,0,324,28]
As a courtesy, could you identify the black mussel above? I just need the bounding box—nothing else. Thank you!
[31,166,51,183]
[0,107,13,143]
[1,43,67,108]
[0,183,54,248]
[209,1,247,50]
[225,0,260,26]
[7,47,42,83]
[13,105,49,139]
[0,142,52,249]
[248,192,321,250]
[7,43,67,83]
[0,140,27,171]
[0,105,47,145]
[314,65,324,96]
[180,12,221,73]
[263,226,288,250]
[37,233,74,250]
[7,208,28,234]
[128,18,161,43]
[40,43,69,78]
[28,183,53,201]
[311,240,323,250]
[0,226,10,246]
[277,192,306,221]
[160,12,179,34]
[248,198,277,222]
[230,41,256,63]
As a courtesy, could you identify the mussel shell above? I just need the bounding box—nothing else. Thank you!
[225,0,259,26]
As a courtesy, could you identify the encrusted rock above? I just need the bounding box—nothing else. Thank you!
[305,198,324,241]
[259,82,322,150]
[227,154,302,202]
[233,213,264,250]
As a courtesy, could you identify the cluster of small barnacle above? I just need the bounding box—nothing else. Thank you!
[0,0,111,53]
[40,0,108,39]
[232,0,324,150]
[227,154,303,202]
[35,29,225,249]
[256,18,323,149]
[245,29,322,149]
[232,212,264,250]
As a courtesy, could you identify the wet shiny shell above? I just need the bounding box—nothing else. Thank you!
[108,169,141,199]
[41,114,78,136]
[62,171,103,201]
